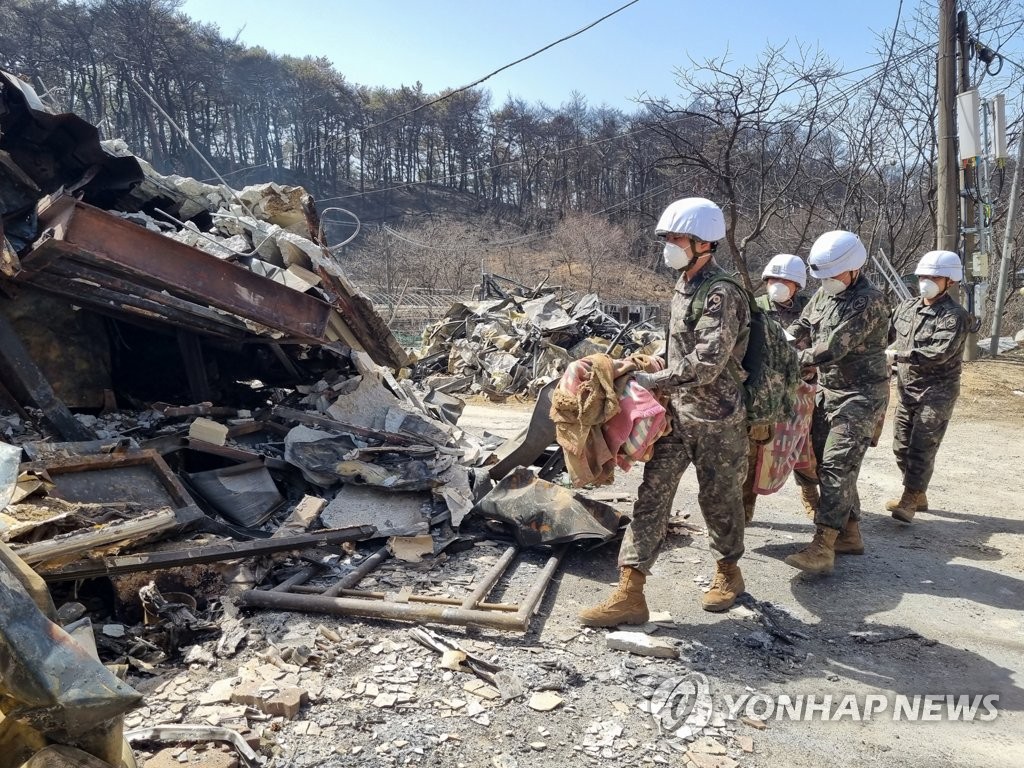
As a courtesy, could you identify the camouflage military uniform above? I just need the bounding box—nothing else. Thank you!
[787,275,889,530]
[889,292,970,491]
[619,259,750,572]
[743,293,811,511]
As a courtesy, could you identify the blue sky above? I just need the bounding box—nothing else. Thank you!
[179,0,909,111]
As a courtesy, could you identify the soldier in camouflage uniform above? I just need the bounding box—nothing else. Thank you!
[785,231,889,573]
[579,198,750,626]
[885,250,970,522]
[743,254,810,521]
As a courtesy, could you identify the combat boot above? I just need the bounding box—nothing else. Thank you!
[785,526,839,574]
[578,567,649,627]
[702,561,744,612]
[799,484,819,517]
[886,489,928,523]
[834,518,864,555]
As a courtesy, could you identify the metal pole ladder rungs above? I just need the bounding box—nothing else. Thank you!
[240,544,567,633]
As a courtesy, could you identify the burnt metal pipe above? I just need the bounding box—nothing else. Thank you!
[238,589,531,632]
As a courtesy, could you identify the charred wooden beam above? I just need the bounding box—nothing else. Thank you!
[272,405,422,447]
[0,309,94,440]
[39,525,376,581]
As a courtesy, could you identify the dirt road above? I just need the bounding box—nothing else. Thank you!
[459,359,1024,767]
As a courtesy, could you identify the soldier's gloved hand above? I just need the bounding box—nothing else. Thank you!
[632,371,660,392]
[885,347,898,366]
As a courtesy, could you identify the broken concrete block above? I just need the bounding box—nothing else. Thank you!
[527,691,563,711]
[463,679,500,701]
[230,681,307,719]
[606,630,679,659]
[198,677,236,705]
[189,417,228,446]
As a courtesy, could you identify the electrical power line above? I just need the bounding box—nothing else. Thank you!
[213,0,642,180]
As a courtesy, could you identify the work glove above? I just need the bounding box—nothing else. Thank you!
[885,347,898,367]
[632,371,660,392]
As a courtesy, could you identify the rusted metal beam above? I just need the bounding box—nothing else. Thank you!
[24,195,334,340]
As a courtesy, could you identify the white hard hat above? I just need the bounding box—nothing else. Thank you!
[655,197,726,242]
[808,230,867,279]
[915,250,963,281]
[762,254,807,288]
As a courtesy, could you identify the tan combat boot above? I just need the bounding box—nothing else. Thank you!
[799,484,819,517]
[702,561,745,612]
[886,489,928,523]
[578,567,649,627]
[834,518,864,555]
[785,526,839,573]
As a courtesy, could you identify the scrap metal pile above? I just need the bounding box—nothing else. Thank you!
[0,71,630,767]
[412,276,664,398]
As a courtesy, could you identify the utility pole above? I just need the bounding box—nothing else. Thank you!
[936,0,959,253]
[958,10,980,361]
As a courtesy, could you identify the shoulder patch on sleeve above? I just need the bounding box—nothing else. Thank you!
[704,291,724,316]
[850,296,868,313]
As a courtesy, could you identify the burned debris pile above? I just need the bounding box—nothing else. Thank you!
[411,274,664,398]
[0,70,643,767]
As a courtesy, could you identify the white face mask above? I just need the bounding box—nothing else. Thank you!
[919,278,943,300]
[767,282,792,303]
[663,242,690,270]
[821,277,847,296]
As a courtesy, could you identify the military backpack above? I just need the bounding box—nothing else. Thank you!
[685,274,801,427]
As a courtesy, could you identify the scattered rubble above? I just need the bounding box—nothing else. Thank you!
[411,276,663,398]
[0,69,789,768]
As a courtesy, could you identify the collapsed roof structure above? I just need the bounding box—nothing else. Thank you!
[0,70,632,768]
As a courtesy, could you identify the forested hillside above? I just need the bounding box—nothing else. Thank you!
[3,0,1023,304]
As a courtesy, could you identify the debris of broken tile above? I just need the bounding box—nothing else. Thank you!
[606,631,680,659]
[527,691,564,712]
